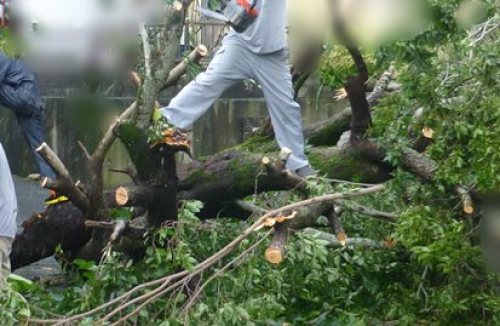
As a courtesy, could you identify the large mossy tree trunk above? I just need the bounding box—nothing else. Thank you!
[11,129,394,269]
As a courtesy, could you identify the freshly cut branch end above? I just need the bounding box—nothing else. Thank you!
[455,186,475,215]
[328,207,346,246]
[265,247,284,265]
[265,224,288,265]
[463,200,474,215]
[116,186,130,207]
[336,231,347,247]
[422,127,435,139]
[255,211,297,231]
[261,156,271,166]
[150,129,191,152]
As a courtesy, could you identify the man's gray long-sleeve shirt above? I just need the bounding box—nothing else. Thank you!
[224,0,287,54]
[0,143,17,239]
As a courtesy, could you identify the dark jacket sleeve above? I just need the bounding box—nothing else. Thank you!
[0,52,13,83]
[0,53,37,86]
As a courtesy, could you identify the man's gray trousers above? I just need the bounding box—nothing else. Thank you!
[161,45,309,171]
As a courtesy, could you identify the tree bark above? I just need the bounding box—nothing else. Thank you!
[11,205,90,270]
[11,144,389,269]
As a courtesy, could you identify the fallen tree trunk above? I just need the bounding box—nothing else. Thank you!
[11,143,389,269]
[11,126,447,270]
[11,204,89,270]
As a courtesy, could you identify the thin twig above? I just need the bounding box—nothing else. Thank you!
[182,231,271,315]
[334,201,398,222]
[323,178,376,187]
[77,141,92,160]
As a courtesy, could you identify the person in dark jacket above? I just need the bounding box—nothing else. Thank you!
[0,53,63,204]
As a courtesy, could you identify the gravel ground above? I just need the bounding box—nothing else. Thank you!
[12,176,62,280]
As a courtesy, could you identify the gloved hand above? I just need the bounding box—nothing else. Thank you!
[236,0,258,16]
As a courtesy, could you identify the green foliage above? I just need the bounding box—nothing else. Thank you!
[147,119,171,144]
[372,2,500,192]
[0,29,18,56]
[21,183,499,325]
[0,275,33,325]
[109,207,134,221]
[319,46,376,90]
[238,134,280,153]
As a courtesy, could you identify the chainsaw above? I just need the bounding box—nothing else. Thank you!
[197,0,258,33]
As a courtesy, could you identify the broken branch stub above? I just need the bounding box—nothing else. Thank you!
[115,186,130,207]
[328,207,347,247]
[150,129,191,153]
[160,44,209,91]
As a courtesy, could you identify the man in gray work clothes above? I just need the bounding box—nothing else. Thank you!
[161,0,314,177]
[0,143,17,283]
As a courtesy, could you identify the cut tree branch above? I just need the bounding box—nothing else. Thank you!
[159,44,209,92]
[351,138,475,216]
[327,206,347,246]
[84,220,128,243]
[331,0,371,140]
[301,228,384,249]
[136,2,188,129]
[36,143,90,212]
[367,66,395,106]
[139,23,153,80]
[265,223,288,264]
[36,143,70,179]
[233,200,268,216]
[455,186,475,215]
[12,146,389,270]
[334,201,397,222]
